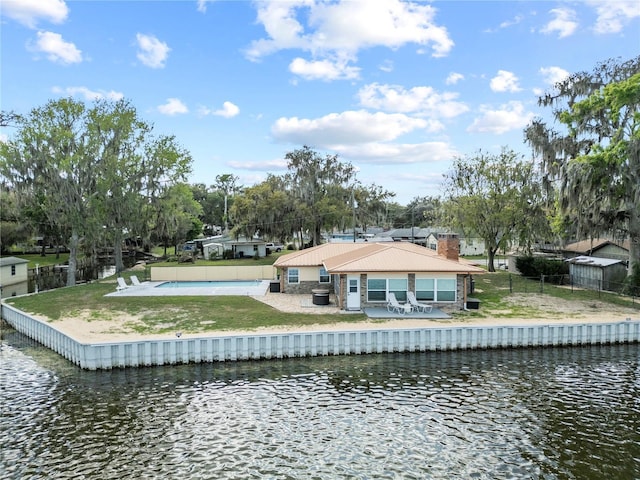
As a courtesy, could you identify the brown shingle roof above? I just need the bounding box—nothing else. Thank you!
[274,242,484,274]
[564,238,630,254]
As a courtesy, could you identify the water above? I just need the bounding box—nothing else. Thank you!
[1,330,638,480]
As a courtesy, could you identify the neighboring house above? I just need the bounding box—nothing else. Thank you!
[0,256,29,297]
[273,234,484,312]
[563,238,630,265]
[187,236,268,259]
[566,255,628,292]
[425,232,486,256]
[373,228,430,246]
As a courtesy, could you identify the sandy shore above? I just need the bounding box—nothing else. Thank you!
[29,291,640,344]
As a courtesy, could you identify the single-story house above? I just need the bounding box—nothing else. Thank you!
[566,255,628,292]
[186,236,268,259]
[273,234,484,312]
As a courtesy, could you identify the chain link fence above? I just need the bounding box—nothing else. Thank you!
[474,273,639,306]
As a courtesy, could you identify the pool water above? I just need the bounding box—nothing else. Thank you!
[156,280,263,288]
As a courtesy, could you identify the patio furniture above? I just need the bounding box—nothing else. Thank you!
[387,292,405,314]
[407,291,432,313]
[130,275,142,286]
[116,277,130,291]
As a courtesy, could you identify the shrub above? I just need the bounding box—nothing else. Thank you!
[515,255,568,280]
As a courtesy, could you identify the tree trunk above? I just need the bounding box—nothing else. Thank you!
[67,231,79,287]
[487,247,497,273]
[114,232,124,274]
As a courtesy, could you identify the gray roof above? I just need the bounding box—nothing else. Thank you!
[0,256,29,266]
[566,255,623,267]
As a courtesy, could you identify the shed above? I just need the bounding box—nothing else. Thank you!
[0,256,29,286]
[566,255,627,292]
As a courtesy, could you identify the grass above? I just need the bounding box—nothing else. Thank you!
[455,272,639,319]
[4,270,638,336]
[4,276,368,335]
[8,253,70,269]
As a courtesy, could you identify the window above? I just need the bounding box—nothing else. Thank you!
[287,268,299,284]
[389,278,408,302]
[415,278,456,302]
[367,278,386,301]
[436,278,456,301]
[319,267,330,283]
[415,278,434,301]
[366,278,408,302]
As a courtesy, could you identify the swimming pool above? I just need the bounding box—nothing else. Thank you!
[156,280,263,288]
[105,279,270,297]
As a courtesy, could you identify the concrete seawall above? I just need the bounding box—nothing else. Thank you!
[2,304,639,370]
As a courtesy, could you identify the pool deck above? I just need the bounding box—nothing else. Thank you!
[105,280,271,297]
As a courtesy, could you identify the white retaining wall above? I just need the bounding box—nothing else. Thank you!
[2,303,639,370]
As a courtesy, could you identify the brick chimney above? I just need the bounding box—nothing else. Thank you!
[437,233,459,261]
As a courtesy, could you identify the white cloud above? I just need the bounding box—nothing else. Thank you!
[484,14,524,33]
[52,86,124,101]
[588,0,640,34]
[245,0,454,62]
[197,0,218,13]
[227,158,288,171]
[289,57,360,81]
[357,83,468,122]
[135,33,170,68]
[467,101,534,134]
[378,60,394,73]
[28,31,82,64]
[271,110,428,146]
[337,141,458,165]
[490,70,522,93]
[158,98,188,115]
[445,72,464,85]
[541,8,578,38]
[199,101,240,118]
[539,66,569,86]
[1,0,68,28]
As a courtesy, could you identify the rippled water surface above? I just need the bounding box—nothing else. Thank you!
[1,331,639,479]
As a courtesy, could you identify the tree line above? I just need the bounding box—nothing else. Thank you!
[1,55,638,287]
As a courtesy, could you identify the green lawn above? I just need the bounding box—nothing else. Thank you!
[4,276,368,335]
[4,268,638,336]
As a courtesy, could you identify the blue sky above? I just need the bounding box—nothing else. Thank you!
[1,0,639,204]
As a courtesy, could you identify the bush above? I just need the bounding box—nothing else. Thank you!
[515,255,568,279]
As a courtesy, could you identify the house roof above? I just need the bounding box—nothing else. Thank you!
[564,238,629,254]
[0,256,29,266]
[566,255,623,267]
[274,242,484,274]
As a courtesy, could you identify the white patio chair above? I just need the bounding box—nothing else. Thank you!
[386,292,405,314]
[116,277,130,291]
[407,291,432,313]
